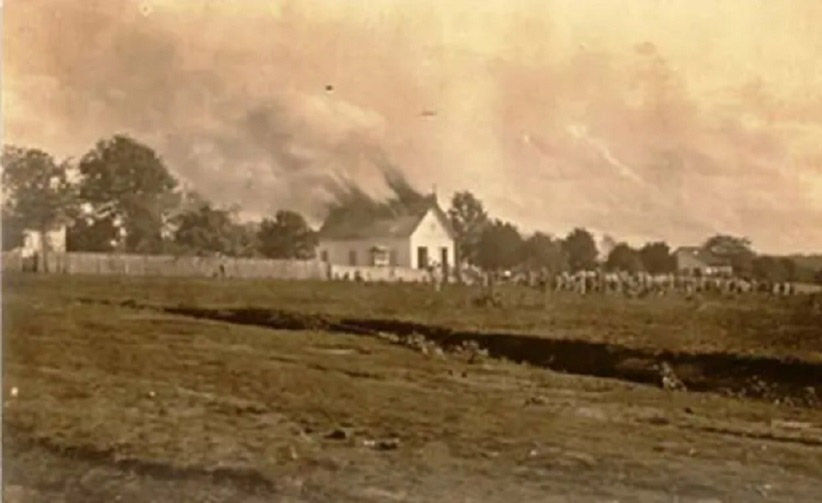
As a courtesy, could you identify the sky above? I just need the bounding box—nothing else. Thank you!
[4,0,822,254]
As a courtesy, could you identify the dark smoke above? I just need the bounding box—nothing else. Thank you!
[322,154,430,232]
[5,0,432,225]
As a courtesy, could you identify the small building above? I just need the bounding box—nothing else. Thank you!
[21,226,67,257]
[317,196,456,275]
[10,225,69,273]
[674,246,733,277]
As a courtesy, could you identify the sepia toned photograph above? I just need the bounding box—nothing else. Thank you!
[2,1,822,501]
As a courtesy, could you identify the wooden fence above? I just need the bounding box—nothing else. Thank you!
[0,251,439,283]
[1,251,329,280]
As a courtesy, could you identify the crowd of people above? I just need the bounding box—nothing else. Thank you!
[457,267,802,298]
[547,270,796,297]
[330,262,809,300]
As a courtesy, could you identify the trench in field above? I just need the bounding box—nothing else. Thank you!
[74,298,820,407]
[144,304,820,408]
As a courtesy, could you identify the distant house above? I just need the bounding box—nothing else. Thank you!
[674,246,733,276]
[317,196,456,275]
[21,225,67,257]
[6,225,69,273]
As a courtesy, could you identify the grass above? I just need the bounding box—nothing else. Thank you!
[7,273,822,360]
[4,274,822,501]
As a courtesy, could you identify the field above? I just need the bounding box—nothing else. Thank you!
[4,274,822,502]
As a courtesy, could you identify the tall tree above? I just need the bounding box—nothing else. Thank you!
[447,191,489,266]
[1,209,24,251]
[751,256,802,282]
[75,135,179,253]
[521,232,568,272]
[752,256,784,282]
[1,146,77,259]
[606,243,644,273]
[67,216,120,252]
[702,234,754,276]
[561,228,598,272]
[258,210,317,259]
[639,241,675,274]
[779,257,798,282]
[173,203,257,257]
[475,219,523,271]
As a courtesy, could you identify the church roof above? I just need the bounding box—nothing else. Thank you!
[318,197,454,241]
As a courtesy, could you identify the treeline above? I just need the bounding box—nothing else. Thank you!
[2,136,317,259]
[448,190,674,274]
[3,135,822,283]
[447,191,822,284]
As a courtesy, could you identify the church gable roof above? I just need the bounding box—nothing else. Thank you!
[318,196,454,241]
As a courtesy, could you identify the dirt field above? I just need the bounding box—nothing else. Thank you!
[4,274,822,502]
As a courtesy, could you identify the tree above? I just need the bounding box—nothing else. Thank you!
[1,209,24,251]
[1,146,77,261]
[75,135,179,253]
[751,255,801,283]
[258,210,317,259]
[67,216,120,252]
[561,228,598,272]
[815,268,822,285]
[779,257,797,282]
[173,203,257,257]
[639,241,675,274]
[475,219,523,271]
[702,234,754,276]
[521,232,568,272]
[752,255,780,282]
[606,243,644,273]
[447,191,489,266]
